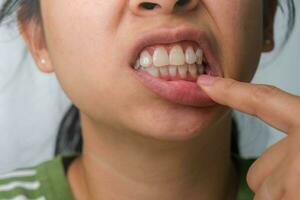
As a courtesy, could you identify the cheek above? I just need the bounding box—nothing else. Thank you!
[207,0,263,81]
[41,0,172,132]
[41,0,135,122]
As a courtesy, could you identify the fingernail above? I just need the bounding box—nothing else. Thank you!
[197,75,216,86]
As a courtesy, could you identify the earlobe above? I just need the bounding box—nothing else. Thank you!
[38,57,53,73]
[262,0,277,52]
[262,37,274,52]
[262,23,275,52]
[17,18,54,73]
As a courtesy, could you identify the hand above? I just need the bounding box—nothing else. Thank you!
[197,75,300,200]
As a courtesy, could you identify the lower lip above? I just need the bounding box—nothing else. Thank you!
[131,69,217,107]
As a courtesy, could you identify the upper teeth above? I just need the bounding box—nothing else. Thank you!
[169,45,185,66]
[140,50,152,67]
[195,49,203,64]
[135,45,204,69]
[185,46,197,64]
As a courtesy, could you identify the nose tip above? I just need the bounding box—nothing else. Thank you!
[129,0,198,16]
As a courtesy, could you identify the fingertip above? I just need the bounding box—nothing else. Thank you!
[197,75,217,87]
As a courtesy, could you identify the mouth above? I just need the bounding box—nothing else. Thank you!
[128,26,222,107]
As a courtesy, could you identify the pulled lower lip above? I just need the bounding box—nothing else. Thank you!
[132,70,217,107]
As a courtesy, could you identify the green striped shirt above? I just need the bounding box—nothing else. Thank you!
[0,155,254,200]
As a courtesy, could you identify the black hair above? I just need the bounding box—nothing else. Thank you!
[0,0,297,155]
[0,0,41,25]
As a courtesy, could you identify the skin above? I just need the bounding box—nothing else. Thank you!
[18,0,283,199]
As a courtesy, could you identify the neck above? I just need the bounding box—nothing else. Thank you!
[68,111,237,200]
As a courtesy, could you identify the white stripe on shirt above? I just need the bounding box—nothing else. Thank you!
[0,195,46,200]
[0,170,36,180]
[0,181,40,192]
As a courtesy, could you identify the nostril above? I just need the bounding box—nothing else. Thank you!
[139,2,161,10]
[175,0,191,7]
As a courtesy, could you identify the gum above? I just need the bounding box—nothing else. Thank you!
[140,41,201,56]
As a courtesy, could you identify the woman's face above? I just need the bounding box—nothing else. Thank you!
[33,0,273,141]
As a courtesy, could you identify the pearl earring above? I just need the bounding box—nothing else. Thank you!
[264,39,272,45]
[41,59,46,65]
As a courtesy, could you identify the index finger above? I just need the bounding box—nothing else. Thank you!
[197,75,300,133]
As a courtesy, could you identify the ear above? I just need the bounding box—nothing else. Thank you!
[17,11,54,73]
[262,0,277,52]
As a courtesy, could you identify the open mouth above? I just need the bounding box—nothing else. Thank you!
[128,26,222,107]
[133,41,211,82]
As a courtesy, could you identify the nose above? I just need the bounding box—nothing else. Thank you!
[129,0,199,16]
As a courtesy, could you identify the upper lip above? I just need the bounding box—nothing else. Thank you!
[128,25,223,77]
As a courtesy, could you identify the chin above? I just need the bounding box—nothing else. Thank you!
[129,103,229,142]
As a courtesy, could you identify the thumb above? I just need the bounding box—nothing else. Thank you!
[196,75,219,97]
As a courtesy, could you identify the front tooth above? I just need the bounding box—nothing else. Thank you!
[159,66,169,77]
[153,47,169,67]
[185,47,197,64]
[168,65,177,77]
[178,65,188,79]
[196,49,203,64]
[145,67,159,77]
[140,50,152,67]
[188,64,197,78]
[169,45,185,65]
